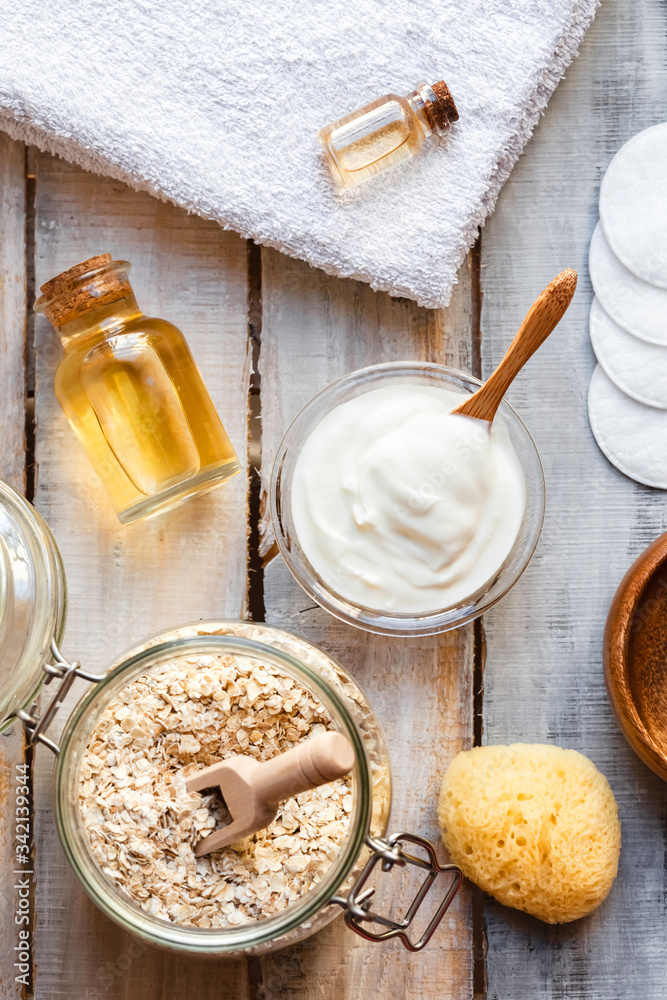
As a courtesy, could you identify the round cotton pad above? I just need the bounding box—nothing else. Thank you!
[599,123,667,288]
[589,223,667,345]
[590,298,667,409]
[588,365,667,489]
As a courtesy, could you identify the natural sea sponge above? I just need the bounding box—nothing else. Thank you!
[438,744,621,924]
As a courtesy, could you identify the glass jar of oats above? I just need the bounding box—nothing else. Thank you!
[1,480,461,956]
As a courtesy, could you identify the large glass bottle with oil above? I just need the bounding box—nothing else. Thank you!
[36,254,240,524]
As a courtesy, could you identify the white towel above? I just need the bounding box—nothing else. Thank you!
[0,0,597,308]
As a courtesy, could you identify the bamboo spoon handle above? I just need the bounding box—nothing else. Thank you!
[452,268,578,423]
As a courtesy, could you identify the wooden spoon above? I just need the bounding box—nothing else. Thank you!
[185,731,355,857]
[452,269,578,423]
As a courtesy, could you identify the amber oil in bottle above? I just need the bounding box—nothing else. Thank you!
[318,80,458,189]
[35,255,240,523]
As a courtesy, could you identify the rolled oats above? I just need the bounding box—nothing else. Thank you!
[79,654,351,928]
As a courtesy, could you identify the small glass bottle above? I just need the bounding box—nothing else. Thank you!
[318,80,458,190]
[35,254,241,524]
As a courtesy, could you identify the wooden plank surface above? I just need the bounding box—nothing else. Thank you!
[256,248,477,999]
[30,154,251,998]
[0,135,26,491]
[0,133,27,1000]
[479,0,667,997]
[1,1,666,994]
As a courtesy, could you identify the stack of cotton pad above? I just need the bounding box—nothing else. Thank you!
[587,123,667,489]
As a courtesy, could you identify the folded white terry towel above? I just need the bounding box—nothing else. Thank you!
[0,0,597,308]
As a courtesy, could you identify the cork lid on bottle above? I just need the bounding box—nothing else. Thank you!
[423,81,459,133]
[35,253,132,328]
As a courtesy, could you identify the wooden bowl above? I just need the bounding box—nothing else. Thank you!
[604,533,667,782]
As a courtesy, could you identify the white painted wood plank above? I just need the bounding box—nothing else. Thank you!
[0,133,26,1000]
[258,248,476,999]
[480,1,667,996]
[0,136,26,495]
[31,155,250,998]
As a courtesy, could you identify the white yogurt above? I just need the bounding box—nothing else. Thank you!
[290,384,526,614]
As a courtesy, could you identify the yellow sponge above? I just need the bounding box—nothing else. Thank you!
[438,744,620,923]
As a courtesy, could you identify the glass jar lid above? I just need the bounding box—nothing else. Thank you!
[0,479,66,728]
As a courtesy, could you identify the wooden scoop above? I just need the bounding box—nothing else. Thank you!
[185,731,355,857]
[452,269,577,423]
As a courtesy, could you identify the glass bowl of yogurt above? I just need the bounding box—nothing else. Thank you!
[270,362,545,635]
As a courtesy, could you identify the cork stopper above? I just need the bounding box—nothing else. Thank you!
[423,81,459,132]
[36,254,132,327]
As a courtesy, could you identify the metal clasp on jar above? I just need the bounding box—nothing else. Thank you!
[331,831,462,952]
[14,639,104,754]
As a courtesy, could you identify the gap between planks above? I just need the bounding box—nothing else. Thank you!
[245,240,266,624]
[469,235,489,1000]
